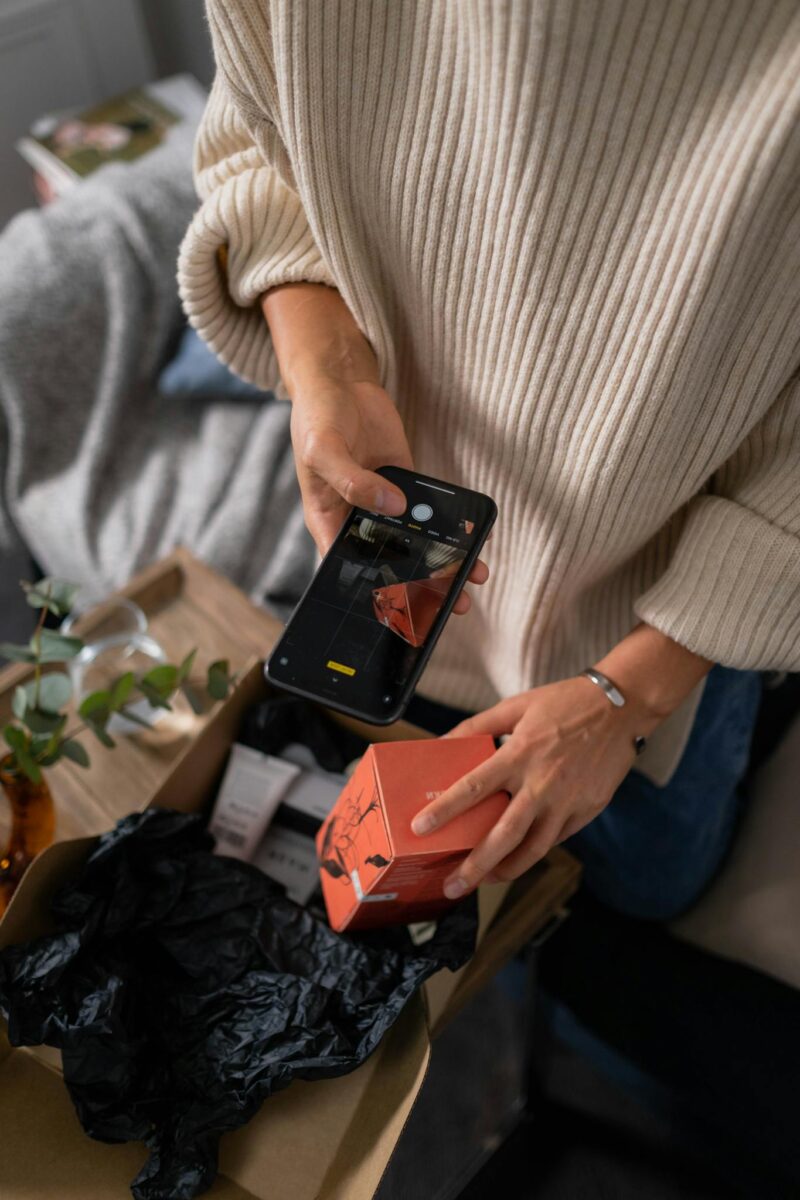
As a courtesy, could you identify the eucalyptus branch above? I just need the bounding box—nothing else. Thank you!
[2,578,236,784]
[55,725,85,746]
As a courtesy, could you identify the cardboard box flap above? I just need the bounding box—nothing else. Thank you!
[425,851,580,1036]
[0,1022,12,1065]
[0,1047,156,1200]
[319,999,430,1198]
[0,837,97,949]
[217,998,430,1200]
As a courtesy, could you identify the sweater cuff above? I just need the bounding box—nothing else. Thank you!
[635,496,800,670]
[177,166,336,391]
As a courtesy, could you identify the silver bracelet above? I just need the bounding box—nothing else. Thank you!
[580,668,647,755]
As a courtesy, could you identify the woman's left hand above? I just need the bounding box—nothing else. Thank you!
[411,624,714,899]
[410,676,647,898]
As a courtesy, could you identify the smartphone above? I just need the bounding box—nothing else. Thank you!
[265,466,497,724]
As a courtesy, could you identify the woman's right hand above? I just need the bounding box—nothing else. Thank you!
[262,282,489,613]
[289,373,413,555]
[262,282,411,554]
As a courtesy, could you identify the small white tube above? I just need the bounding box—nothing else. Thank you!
[208,745,301,862]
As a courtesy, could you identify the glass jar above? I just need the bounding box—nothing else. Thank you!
[61,597,169,735]
[61,594,204,738]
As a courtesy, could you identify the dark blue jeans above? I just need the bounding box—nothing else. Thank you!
[567,665,762,920]
[408,665,762,922]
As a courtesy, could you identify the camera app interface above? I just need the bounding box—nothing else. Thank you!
[273,499,478,713]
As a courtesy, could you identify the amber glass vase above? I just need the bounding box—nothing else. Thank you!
[0,756,55,917]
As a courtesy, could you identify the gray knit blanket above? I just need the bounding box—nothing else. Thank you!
[0,129,313,615]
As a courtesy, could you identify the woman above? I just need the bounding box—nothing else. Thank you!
[180,1,800,920]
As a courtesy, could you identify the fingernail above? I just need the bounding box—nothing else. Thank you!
[444,877,467,900]
[412,813,436,836]
[379,490,406,516]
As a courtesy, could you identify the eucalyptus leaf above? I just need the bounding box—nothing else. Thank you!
[207,660,231,701]
[16,749,42,784]
[37,672,72,713]
[110,672,136,710]
[23,708,64,735]
[31,733,54,756]
[141,664,179,694]
[22,577,80,618]
[78,691,112,725]
[17,676,71,726]
[85,721,115,750]
[33,630,83,663]
[139,681,172,710]
[181,682,206,715]
[3,724,27,754]
[0,642,36,664]
[31,717,67,762]
[2,724,41,782]
[177,649,197,682]
[61,739,90,768]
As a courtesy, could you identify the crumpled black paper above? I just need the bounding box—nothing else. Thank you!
[0,808,477,1200]
[238,690,368,772]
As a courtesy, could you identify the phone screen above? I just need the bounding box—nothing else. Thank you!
[267,471,496,721]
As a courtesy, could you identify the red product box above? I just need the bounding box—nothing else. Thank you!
[316,735,508,932]
[371,577,452,647]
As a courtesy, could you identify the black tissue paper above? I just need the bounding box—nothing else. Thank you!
[0,808,477,1200]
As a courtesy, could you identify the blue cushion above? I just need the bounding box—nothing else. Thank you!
[158,325,267,399]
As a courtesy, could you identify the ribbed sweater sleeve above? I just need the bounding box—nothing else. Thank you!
[636,373,800,670]
[177,4,335,388]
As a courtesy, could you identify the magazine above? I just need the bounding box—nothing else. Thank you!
[16,74,207,197]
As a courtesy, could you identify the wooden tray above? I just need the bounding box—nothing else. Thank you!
[0,548,289,843]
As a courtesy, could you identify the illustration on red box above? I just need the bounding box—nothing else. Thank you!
[316,736,509,932]
[371,576,452,647]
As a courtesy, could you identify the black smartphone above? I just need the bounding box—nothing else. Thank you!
[265,466,497,724]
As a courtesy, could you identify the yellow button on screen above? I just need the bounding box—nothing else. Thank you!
[327,660,356,676]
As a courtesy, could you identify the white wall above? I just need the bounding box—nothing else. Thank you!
[138,0,214,88]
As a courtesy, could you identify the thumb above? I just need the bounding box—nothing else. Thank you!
[302,429,407,517]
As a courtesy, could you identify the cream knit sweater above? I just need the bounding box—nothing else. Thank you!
[179,1,800,784]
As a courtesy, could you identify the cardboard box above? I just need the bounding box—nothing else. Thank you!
[318,736,508,932]
[0,661,580,1200]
